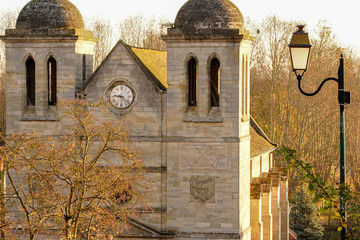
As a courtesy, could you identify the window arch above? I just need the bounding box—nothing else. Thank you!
[47,56,57,106]
[26,56,35,106]
[188,57,197,106]
[210,57,220,107]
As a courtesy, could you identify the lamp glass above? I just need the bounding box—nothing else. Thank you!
[290,47,311,71]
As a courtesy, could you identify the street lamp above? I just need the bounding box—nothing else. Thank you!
[288,25,312,79]
[289,25,351,240]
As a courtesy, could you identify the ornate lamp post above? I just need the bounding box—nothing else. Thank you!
[289,25,350,240]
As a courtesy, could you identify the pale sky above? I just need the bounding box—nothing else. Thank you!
[1,0,359,52]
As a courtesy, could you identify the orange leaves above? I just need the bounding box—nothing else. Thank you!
[3,100,149,238]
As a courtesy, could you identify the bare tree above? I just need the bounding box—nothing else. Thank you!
[250,16,360,193]
[117,14,169,50]
[0,100,149,239]
[0,9,18,135]
[85,17,115,70]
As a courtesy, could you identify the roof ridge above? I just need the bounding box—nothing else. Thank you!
[83,39,125,90]
[130,45,166,52]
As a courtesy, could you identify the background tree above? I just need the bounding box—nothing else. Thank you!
[249,16,360,191]
[117,14,169,50]
[290,182,324,239]
[84,14,170,70]
[280,146,360,239]
[85,17,115,70]
[0,9,18,135]
[0,100,149,239]
[249,17,360,237]
[0,10,17,239]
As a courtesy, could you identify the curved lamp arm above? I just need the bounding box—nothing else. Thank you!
[297,76,339,96]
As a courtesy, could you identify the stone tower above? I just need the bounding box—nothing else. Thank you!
[162,0,254,239]
[1,0,96,135]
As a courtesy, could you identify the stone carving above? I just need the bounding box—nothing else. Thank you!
[190,176,215,204]
[180,143,227,170]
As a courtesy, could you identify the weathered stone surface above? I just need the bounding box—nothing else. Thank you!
[263,172,281,187]
[262,192,273,240]
[250,183,262,199]
[272,167,289,181]
[250,196,263,240]
[280,179,290,240]
[16,0,84,29]
[189,176,215,204]
[174,0,244,35]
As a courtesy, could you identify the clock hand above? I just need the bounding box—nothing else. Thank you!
[112,94,131,105]
[123,98,130,104]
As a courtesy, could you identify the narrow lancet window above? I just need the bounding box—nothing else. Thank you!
[82,54,86,82]
[242,55,245,117]
[210,58,220,107]
[245,56,249,116]
[47,56,57,105]
[188,58,197,106]
[26,57,35,106]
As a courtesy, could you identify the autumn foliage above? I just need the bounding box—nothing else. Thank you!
[250,16,360,191]
[250,16,360,237]
[0,100,148,239]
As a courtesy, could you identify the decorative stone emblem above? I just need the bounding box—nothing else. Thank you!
[190,176,215,204]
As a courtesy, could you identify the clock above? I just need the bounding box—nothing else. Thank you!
[109,84,134,109]
[104,80,138,115]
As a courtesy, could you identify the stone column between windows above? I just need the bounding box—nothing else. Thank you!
[273,167,289,240]
[250,183,263,240]
[264,172,281,240]
[253,177,272,240]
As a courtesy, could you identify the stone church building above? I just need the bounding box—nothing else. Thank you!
[2,0,290,239]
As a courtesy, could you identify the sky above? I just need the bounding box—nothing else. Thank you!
[1,0,359,52]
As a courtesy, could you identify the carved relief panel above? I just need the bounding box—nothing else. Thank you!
[180,143,227,170]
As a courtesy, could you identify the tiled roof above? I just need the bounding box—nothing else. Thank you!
[250,117,276,158]
[130,47,168,89]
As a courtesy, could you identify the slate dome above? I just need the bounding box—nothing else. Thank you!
[174,0,244,35]
[16,0,84,29]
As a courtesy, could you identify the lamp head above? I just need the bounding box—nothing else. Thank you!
[289,25,312,78]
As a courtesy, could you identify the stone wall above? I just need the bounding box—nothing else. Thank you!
[84,41,166,231]
[4,37,95,136]
[164,37,252,239]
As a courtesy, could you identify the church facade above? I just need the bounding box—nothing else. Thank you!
[2,0,290,239]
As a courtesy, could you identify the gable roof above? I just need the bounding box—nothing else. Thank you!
[130,46,168,89]
[84,40,167,92]
[250,116,277,158]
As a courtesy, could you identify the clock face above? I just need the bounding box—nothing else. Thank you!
[109,84,134,109]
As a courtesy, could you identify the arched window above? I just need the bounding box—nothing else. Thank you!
[26,57,35,106]
[210,58,220,107]
[188,58,197,106]
[47,56,57,106]
[242,55,245,117]
[82,54,86,82]
[245,56,249,116]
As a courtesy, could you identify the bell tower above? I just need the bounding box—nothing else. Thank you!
[1,0,96,135]
[162,0,254,239]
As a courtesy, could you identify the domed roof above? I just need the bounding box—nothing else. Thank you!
[16,0,84,29]
[174,0,244,35]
